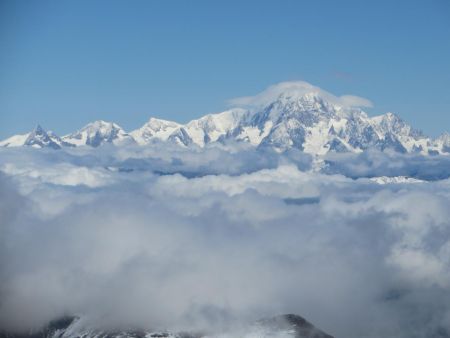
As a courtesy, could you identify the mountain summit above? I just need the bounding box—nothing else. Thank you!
[62,120,134,147]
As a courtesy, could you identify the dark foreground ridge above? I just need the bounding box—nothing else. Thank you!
[0,314,334,338]
[257,314,334,338]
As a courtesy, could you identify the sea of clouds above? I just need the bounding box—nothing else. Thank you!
[1,144,450,338]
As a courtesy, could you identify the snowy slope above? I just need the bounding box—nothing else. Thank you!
[0,133,30,147]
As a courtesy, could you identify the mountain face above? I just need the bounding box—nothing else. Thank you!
[0,91,446,155]
[0,314,334,338]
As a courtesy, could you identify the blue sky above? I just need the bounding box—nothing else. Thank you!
[1,0,449,138]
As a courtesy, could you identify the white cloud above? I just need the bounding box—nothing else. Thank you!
[228,81,373,109]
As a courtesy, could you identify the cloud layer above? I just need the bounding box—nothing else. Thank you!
[1,146,450,338]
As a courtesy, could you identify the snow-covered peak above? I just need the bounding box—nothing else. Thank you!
[371,112,420,138]
[185,108,249,146]
[62,120,132,147]
[372,112,403,129]
[0,125,63,149]
[27,125,66,149]
[77,120,121,134]
[259,92,341,124]
[130,117,181,145]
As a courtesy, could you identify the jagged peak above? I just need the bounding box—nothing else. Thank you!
[371,112,423,139]
[27,124,51,139]
[22,124,62,149]
[370,112,404,127]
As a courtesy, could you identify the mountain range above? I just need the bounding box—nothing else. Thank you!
[2,89,449,156]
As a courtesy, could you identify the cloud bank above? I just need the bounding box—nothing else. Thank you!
[1,146,450,338]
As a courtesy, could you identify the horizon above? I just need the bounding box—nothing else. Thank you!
[1,0,450,138]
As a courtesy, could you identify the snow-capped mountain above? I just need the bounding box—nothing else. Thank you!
[62,120,134,147]
[0,83,447,155]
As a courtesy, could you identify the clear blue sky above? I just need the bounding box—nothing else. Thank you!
[1,0,449,138]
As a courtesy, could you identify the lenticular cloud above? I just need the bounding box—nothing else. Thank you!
[228,81,373,108]
[1,145,450,338]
